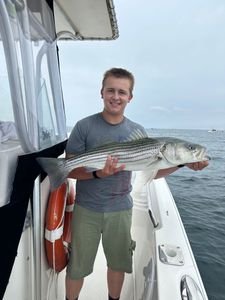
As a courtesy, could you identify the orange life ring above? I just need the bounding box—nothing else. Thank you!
[45,179,75,272]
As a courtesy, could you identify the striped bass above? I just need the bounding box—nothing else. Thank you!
[37,136,210,190]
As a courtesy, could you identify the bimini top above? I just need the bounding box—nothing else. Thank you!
[0,0,118,42]
[54,0,119,40]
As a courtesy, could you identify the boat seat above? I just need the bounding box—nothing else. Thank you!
[0,139,24,207]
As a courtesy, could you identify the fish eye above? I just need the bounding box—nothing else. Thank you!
[186,143,196,151]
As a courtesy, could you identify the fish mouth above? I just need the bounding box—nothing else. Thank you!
[189,146,210,163]
[199,148,211,161]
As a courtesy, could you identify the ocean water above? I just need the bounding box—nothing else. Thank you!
[147,128,225,300]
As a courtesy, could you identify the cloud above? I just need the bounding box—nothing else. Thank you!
[58,0,225,129]
[149,106,171,113]
[194,4,225,26]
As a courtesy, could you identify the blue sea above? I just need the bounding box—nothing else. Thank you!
[147,128,225,300]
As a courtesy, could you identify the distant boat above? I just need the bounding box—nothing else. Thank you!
[208,129,217,133]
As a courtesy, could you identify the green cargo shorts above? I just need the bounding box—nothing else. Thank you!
[66,204,136,280]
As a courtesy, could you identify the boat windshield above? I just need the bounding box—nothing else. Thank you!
[0,0,67,152]
[0,54,14,121]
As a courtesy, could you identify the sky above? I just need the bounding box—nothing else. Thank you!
[58,0,225,130]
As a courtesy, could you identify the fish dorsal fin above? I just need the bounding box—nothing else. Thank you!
[128,129,148,141]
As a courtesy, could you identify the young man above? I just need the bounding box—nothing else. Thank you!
[65,68,208,300]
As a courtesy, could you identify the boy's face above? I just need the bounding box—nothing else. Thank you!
[101,76,133,117]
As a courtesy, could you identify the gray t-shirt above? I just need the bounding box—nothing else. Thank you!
[66,113,147,212]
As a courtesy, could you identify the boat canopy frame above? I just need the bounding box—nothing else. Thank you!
[0,0,68,152]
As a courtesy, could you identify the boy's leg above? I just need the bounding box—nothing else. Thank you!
[107,268,124,299]
[66,205,102,299]
[103,209,135,299]
[65,275,83,300]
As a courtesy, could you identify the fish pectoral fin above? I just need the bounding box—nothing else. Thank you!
[131,169,158,196]
[157,151,163,159]
[145,155,162,169]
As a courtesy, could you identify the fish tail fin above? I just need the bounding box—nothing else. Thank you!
[37,157,67,190]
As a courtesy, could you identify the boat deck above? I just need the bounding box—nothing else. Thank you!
[79,208,156,300]
[3,179,208,300]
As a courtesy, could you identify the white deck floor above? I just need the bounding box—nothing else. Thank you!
[79,208,156,300]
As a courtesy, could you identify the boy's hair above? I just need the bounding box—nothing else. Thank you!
[102,68,135,96]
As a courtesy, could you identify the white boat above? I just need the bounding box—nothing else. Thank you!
[0,1,208,299]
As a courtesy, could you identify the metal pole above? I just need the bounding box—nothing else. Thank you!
[32,177,42,300]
